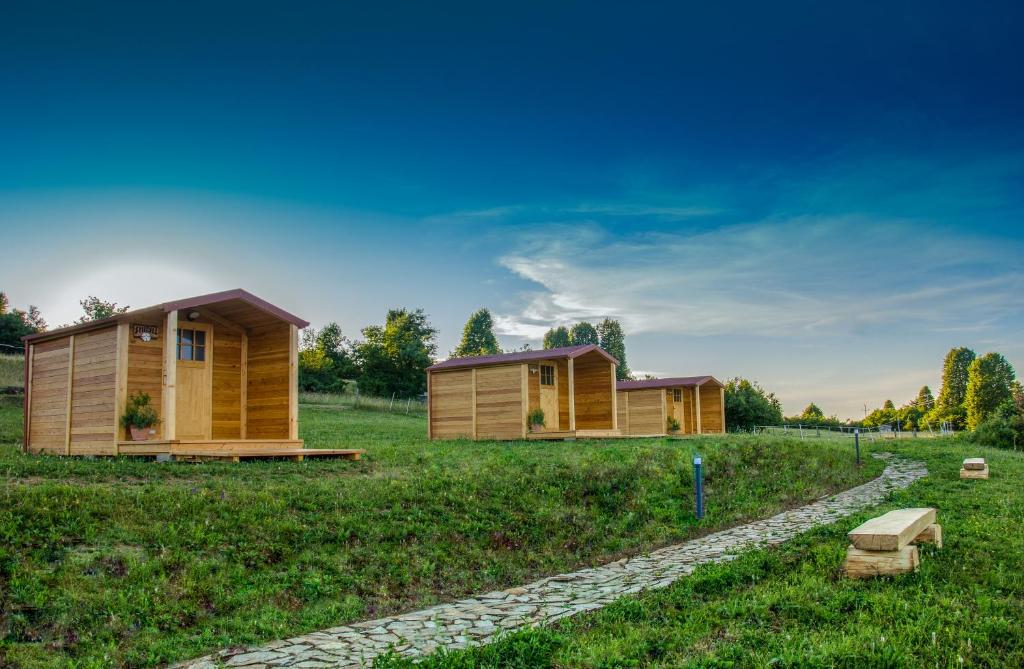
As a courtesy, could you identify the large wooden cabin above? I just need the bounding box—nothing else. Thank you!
[426,344,621,440]
[22,289,360,461]
[616,376,725,436]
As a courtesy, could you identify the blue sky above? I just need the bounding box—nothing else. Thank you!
[2,1,1023,419]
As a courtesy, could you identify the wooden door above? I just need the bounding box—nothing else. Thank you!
[671,388,683,429]
[175,323,213,440]
[539,363,559,431]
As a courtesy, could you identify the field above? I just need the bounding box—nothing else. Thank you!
[381,440,1024,668]
[0,353,22,388]
[0,396,883,668]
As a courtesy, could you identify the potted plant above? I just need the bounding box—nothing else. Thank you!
[527,408,546,432]
[667,416,681,433]
[121,392,161,441]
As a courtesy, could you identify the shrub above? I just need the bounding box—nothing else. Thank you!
[965,400,1024,449]
[667,416,680,432]
[119,392,160,429]
[527,408,545,429]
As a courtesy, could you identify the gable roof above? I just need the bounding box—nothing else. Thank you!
[617,376,723,391]
[427,344,618,372]
[23,289,308,343]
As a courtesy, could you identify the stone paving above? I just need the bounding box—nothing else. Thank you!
[178,454,926,669]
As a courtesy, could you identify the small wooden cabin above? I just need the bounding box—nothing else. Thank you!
[426,344,621,440]
[616,376,725,436]
[22,289,360,461]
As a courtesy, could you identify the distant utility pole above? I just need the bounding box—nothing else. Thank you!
[863,403,868,419]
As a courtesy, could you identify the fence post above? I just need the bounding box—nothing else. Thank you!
[854,428,861,466]
[389,392,396,412]
[693,455,704,520]
[406,397,412,414]
[355,387,360,409]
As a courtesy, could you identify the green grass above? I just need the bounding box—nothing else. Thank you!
[381,440,1024,668]
[0,353,23,388]
[0,396,882,668]
[300,390,427,415]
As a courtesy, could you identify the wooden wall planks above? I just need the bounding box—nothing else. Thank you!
[212,329,243,439]
[69,327,118,455]
[618,388,664,435]
[699,384,724,433]
[474,364,522,440]
[429,369,474,439]
[27,338,71,453]
[572,352,614,430]
[246,323,291,439]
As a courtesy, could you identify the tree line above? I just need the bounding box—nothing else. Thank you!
[857,346,1019,434]
[0,292,127,353]
[299,307,634,397]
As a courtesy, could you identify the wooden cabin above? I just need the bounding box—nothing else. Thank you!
[22,289,360,461]
[616,376,725,436]
[426,344,621,440]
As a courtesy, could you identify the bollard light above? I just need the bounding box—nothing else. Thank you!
[854,428,861,466]
[693,455,705,520]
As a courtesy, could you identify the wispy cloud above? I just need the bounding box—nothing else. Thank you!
[492,217,1024,340]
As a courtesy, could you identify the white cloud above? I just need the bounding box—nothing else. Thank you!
[493,217,1024,339]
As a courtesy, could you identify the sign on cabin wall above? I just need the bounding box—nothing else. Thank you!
[132,324,160,342]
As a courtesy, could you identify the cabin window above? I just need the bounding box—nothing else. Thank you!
[540,364,555,386]
[673,389,682,402]
[177,328,206,362]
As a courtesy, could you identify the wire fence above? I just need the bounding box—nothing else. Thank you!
[299,390,427,415]
[753,423,954,440]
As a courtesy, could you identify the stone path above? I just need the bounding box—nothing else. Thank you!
[178,455,926,669]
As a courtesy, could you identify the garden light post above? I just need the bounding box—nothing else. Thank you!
[854,429,861,466]
[694,455,705,520]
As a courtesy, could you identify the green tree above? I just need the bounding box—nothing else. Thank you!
[724,378,783,431]
[915,385,935,411]
[800,403,825,422]
[76,296,129,323]
[453,308,500,357]
[597,318,631,381]
[929,346,976,428]
[542,326,571,349]
[355,308,437,398]
[0,292,45,352]
[863,404,896,428]
[298,322,359,392]
[568,321,599,346]
[965,352,1016,429]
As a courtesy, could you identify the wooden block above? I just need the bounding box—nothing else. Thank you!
[913,523,942,549]
[960,465,989,480]
[848,508,937,551]
[844,544,920,578]
[963,458,986,471]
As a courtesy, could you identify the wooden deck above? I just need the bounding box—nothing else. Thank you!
[526,429,623,440]
[116,439,363,462]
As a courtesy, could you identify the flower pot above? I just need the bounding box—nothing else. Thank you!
[130,426,153,441]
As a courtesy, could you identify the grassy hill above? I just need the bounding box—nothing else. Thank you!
[0,353,22,388]
[382,441,1024,668]
[1,397,882,668]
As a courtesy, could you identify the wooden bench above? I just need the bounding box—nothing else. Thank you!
[844,508,941,578]
[960,457,989,480]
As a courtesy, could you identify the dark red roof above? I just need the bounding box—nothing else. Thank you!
[23,289,308,343]
[427,344,618,371]
[617,376,722,391]
[159,289,309,328]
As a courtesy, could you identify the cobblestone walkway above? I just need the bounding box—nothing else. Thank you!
[179,455,926,669]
